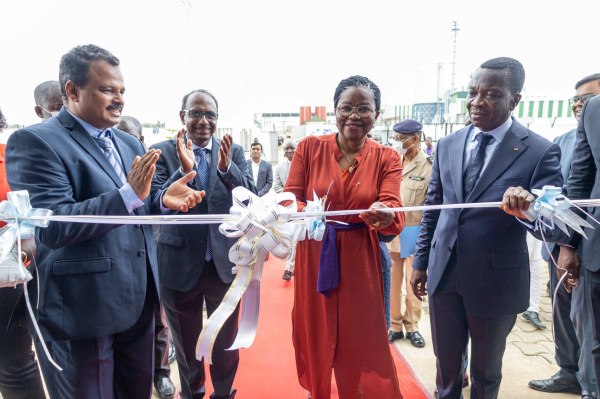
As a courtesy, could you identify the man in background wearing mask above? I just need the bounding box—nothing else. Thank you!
[387,119,432,348]
[34,80,63,120]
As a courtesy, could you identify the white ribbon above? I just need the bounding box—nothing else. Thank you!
[3,186,600,367]
[195,187,305,364]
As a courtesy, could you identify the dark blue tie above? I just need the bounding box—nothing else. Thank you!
[463,132,493,199]
[194,147,212,261]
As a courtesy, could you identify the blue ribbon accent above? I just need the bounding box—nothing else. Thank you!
[317,222,366,297]
[522,186,592,238]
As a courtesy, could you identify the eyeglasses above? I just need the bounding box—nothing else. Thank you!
[391,135,416,143]
[183,110,218,121]
[336,105,374,118]
[569,93,596,105]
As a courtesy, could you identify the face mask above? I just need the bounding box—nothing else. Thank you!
[394,142,414,156]
[39,105,59,118]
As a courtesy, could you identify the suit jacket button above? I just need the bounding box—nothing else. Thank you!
[138,250,146,257]
[136,224,141,227]
[458,219,465,225]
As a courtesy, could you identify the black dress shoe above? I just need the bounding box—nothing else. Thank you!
[210,388,237,399]
[406,331,425,348]
[522,311,547,329]
[154,374,176,399]
[168,342,176,364]
[388,330,404,343]
[282,270,292,281]
[528,375,581,394]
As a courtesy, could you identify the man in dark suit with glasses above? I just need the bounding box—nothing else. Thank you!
[151,90,256,399]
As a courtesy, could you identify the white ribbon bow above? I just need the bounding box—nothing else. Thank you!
[196,187,305,364]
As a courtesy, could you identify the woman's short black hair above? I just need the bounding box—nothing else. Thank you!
[333,75,381,112]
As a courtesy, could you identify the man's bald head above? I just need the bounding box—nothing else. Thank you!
[117,116,144,142]
[34,80,63,120]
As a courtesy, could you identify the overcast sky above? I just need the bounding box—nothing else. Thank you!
[1,0,598,129]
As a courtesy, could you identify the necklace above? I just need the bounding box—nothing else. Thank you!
[338,139,359,173]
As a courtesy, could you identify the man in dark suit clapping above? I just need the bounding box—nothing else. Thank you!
[151,90,256,399]
[6,44,202,398]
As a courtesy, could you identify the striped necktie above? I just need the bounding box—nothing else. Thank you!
[194,147,212,261]
[94,129,127,185]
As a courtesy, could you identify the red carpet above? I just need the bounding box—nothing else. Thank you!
[203,257,432,398]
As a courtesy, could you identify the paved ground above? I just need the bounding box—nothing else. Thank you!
[393,261,578,398]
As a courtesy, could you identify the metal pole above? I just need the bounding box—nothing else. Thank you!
[451,21,460,95]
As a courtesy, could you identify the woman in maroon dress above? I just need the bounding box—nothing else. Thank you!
[285,76,405,398]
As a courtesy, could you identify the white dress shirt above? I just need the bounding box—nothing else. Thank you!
[251,160,260,184]
[463,116,513,174]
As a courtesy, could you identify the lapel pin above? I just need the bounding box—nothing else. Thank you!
[514,147,518,151]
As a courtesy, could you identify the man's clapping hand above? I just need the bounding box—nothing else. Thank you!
[218,134,233,173]
[162,171,205,212]
[129,149,161,201]
[176,128,195,174]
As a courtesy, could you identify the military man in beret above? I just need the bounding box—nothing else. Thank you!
[387,119,432,348]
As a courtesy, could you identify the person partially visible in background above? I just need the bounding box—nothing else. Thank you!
[34,80,63,120]
[274,139,298,280]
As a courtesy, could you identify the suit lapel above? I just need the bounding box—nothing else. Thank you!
[449,127,470,203]
[467,121,529,202]
[63,114,124,188]
[258,161,266,187]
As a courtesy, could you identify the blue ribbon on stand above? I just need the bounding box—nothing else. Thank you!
[522,185,596,350]
[521,185,593,237]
